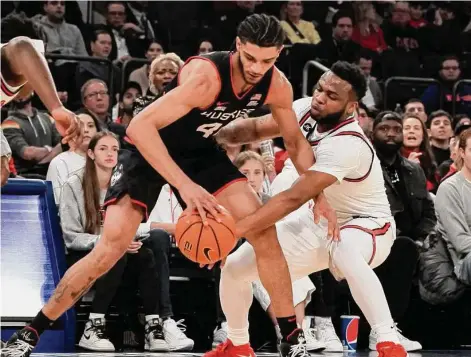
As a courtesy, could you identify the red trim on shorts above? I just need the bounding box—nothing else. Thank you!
[213,177,248,197]
[340,222,391,265]
[332,131,375,182]
[177,55,221,111]
[103,197,149,221]
[229,52,254,100]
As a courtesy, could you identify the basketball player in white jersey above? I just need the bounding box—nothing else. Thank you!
[212,61,407,357]
[0,12,81,186]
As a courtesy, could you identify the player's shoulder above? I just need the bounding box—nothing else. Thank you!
[181,55,220,81]
[179,56,221,95]
[265,67,292,106]
[292,97,312,119]
[271,67,292,92]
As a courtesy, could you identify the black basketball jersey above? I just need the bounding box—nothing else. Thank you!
[158,51,274,153]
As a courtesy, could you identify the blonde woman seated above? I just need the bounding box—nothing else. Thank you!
[281,1,321,45]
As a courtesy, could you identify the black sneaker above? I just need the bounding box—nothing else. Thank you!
[145,318,169,351]
[1,327,39,357]
[278,329,310,357]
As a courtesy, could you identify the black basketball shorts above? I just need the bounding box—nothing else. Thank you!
[104,146,247,221]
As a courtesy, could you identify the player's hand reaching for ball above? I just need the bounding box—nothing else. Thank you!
[51,106,83,149]
[179,181,223,224]
[313,193,340,241]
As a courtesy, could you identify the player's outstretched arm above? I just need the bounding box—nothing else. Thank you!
[126,60,223,221]
[267,71,314,174]
[4,37,81,147]
[236,170,338,238]
[215,114,280,145]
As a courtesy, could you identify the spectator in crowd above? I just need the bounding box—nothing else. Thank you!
[404,98,427,123]
[409,2,427,29]
[401,113,438,192]
[352,2,388,53]
[357,102,374,138]
[435,128,471,286]
[382,1,419,52]
[316,11,360,66]
[454,114,471,129]
[34,2,87,58]
[60,131,170,352]
[438,122,471,183]
[356,51,382,111]
[128,40,164,94]
[75,28,121,98]
[281,1,321,45]
[1,94,62,179]
[115,81,141,126]
[34,1,88,103]
[421,56,471,116]
[129,183,196,351]
[371,111,436,242]
[46,113,100,204]
[427,110,454,166]
[105,1,148,61]
[80,79,126,141]
[197,39,214,55]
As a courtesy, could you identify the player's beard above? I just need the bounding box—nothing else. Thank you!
[372,138,402,157]
[310,107,345,127]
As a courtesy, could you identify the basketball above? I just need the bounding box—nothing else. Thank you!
[175,207,237,264]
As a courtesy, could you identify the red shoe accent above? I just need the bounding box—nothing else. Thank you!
[204,339,255,357]
[377,341,408,357]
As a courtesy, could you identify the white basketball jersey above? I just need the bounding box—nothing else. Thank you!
[281,97,391,226]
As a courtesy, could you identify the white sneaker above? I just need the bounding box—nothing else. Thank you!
[163,318,194,351]
[302,317,326,352]
[314,316,344,352]
[369,324,422,352]
[145,318,170,351]
[212,321,228,348]
[78,318,115,351]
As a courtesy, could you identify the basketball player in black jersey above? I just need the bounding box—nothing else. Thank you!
[3,14,336,357]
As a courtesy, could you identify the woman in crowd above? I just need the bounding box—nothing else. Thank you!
[60,131,168,352]
[352,2,387,53]
[401,113,438,192]
[47,112,100,205]
[128,41,165,95]
[280,1,321,45]
[197,39,214,55]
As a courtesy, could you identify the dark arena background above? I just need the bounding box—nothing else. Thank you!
[1,1,471,356]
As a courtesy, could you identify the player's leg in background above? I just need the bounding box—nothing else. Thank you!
[330,218,400,345]
[216,181,297,344]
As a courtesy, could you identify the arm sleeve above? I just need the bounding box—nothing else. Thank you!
[2,120,28,158]
[59,180,100,250]
[435,182,471,255]
[309,136,365,182]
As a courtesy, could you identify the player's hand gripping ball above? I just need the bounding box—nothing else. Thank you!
[175,206,236,264]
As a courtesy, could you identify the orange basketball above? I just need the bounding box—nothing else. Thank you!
[175,207,237,264]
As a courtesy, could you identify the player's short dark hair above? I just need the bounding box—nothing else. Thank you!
[373,111,402,130]
[237,14,285,48]
[1,12,46,43]
[330,61,367,101]
[332,10,354,27]
[427,110,452,128]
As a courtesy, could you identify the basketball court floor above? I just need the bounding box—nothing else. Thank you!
[27,351,471,356]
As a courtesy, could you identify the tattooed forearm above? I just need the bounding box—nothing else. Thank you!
[217,115,276,145]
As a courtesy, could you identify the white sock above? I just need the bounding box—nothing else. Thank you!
[331,231,397,338]
[227,326,250,346]
[219,244,259,346]
[89,313,105,320]
[302,316,313,329]
[145,314,160,322]
[371,320,400,343]
[275,325,282,340]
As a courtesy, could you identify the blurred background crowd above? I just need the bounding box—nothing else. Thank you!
[1,0,470,354]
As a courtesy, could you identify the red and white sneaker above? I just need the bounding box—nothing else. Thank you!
[377,341,408,357]
[204,339,255,357]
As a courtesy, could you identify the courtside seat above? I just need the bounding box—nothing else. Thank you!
[0,178,75,353]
